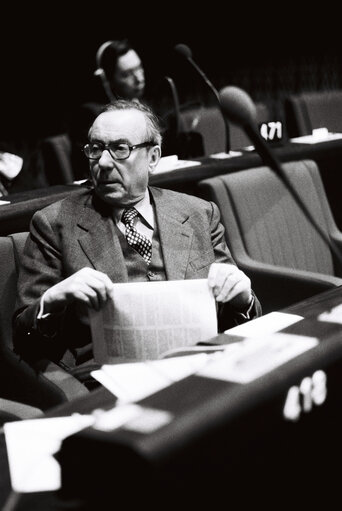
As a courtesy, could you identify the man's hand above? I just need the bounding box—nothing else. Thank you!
[208,263,252,310]
[42,268,114,314]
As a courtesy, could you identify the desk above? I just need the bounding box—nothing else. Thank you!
[152,138,342,229]
[0,184,81,235]
[6,286,342,509]
[1,138,342,236]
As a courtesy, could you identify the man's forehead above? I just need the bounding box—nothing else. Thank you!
[91,110,147,139]
[117,49,142,71]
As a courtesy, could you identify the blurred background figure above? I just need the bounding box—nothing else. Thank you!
[96,38,146,101]
[67,39,150,181]
[0,133,47,196]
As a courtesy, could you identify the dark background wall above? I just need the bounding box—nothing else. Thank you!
[1,5,341,143]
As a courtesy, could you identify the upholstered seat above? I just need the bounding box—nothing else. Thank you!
[40,133,74,185]
[198,159,342,313]
[0,232,89,411]
[286,90,342,137]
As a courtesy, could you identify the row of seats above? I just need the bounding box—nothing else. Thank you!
[1,158,341,412]
[39,89,342,186]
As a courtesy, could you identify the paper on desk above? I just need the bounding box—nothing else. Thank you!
[290,128,342,144]
[318,303,342,324]
[209,150,243,159]
[199,332,318,384]
[89,278,217,364]
[224,311,303,337]
[3,414,95,492]
[154,154,201,173]
[91,353,211,403]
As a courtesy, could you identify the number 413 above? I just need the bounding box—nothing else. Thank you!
[283,370,327,421]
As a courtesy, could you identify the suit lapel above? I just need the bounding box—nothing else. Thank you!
[76,198,128,283]
[151,188,193,280]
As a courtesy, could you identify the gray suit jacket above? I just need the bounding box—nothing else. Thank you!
[13,186,261,373]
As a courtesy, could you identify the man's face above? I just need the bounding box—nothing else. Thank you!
[88,109,160,207]
[112,50,145,100]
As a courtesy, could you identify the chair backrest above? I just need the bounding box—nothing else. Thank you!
[0,232,90,408]
[178,101,282,155]
[40,133,74,185]
[285,90,342,137]
[179,104,227,156]
[0,232,29,352]
[229,102,280,151]
[198,159,338,275]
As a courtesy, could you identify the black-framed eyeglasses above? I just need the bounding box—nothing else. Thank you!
[83,141,154,161]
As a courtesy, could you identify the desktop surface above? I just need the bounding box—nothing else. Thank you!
[4,287,342,510]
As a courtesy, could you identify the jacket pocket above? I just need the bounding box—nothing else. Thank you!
[188,250,215,273]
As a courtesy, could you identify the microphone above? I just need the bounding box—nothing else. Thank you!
[174,43,230,153]
[218,85,342,268]
[94,41,118,102]
[164,76,181,137]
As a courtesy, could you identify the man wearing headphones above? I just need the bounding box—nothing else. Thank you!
[68,39,148,181]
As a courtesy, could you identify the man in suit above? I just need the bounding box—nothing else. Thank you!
[13,99,261,388]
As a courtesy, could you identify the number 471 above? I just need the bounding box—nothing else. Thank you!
[283,370,327,422]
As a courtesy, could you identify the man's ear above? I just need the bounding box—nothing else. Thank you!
[148,145,161,173]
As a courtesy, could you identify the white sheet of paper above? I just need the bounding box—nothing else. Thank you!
[318,303,342,324]
[89,278,217,364]
[290,131,342,144]
[91,353,210,403]
[209,150,243,159]
[4,415,95,493]
[154,155,201,173]
[199,333,318,384]
[225,311,303,337]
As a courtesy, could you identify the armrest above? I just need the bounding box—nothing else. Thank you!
[2,348,89,411]
[35,360,90,402]
[236,254,342,314]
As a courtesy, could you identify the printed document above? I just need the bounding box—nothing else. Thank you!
[89,278,217,364]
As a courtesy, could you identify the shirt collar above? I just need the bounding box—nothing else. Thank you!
[113,189,154,229]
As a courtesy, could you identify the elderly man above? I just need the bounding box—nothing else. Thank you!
[13,100,261,387]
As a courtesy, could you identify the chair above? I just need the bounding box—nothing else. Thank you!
[0,398,43,425]
[285,90,342,137]
[179,104,227,156]
[178,101,283,156]
[0,232,89,411]
[197,159,342,313]
[229,102,282,151]
[40,133,74,185]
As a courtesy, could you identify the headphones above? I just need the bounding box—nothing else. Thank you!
[94,41,118,101]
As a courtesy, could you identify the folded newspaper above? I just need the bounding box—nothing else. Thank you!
[88,278,218,364]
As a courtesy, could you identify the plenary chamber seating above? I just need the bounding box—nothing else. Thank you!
[175,100,284,157]
[40,133,74,185]
[197,159,342,313]
[0,232,89,411]
[285,89,342,137]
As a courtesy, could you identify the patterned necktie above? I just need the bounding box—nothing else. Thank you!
[121,208,152,265]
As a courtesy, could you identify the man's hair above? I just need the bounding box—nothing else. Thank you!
[97,100,163,146]
[101,39,133,78]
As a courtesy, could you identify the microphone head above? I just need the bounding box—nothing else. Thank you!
[174,43,192,59]
[219,86,257,127]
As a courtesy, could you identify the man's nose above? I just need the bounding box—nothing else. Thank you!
[134,68,144,83]
[98,149,115,167]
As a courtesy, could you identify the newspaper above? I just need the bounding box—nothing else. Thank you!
[89,278,218,364]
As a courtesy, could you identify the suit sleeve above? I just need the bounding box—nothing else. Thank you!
[208,200,262,331]
[12,209,70,362]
